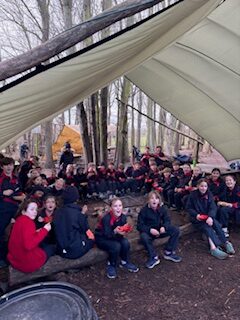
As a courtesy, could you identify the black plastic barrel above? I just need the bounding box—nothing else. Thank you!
[0,282,98,320]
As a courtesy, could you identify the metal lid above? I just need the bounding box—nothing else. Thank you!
[0,282,98,320]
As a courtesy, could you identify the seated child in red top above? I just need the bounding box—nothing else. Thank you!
[8,199,52,273]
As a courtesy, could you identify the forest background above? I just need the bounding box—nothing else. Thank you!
[0,0,221,168]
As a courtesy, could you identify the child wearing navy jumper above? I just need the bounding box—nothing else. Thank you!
[54,186,94,259]
[95,198,139,279]
[186,179,235,259]
[137,191,182,269]
[217,175,240,238]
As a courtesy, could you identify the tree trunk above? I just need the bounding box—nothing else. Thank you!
[116,77,131,165]
[91,92,100,165]
[77,102,93,164]
[130,93,135,150]
[100,87,108,165]
[43,121,54,168]
[136,91,142,149]
[37,0,53,168]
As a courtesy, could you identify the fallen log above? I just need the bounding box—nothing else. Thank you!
[9,222,194,287]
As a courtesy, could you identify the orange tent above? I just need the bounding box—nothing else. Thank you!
[52,125,83,160]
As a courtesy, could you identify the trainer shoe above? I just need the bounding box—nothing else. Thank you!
[210,247,228,260]
[146,256,160,269]
[225,241,235,255]
[120,261,139,273]
[163,251,182,263]
[106,263,117,279]
[222,227,229,238]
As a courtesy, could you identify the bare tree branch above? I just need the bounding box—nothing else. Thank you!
[0,0,165,80]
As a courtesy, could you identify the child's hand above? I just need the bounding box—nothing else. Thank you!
[206,217,213,226]
[82,205,88,214]
[196,214,201,221]
[44,222,51,232]
[38,216,44,223]
[159,227,166,234]
[86,229,95,240]
[114,226,125,236]
[150,228,160,236]
[3,189,14,196]
[217,201,229,207]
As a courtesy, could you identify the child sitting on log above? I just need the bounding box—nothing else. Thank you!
[8,199,52,273]
[54,186,94,259]
[137,191,182,269]
[186,179,235,259]
[95,197,139,279]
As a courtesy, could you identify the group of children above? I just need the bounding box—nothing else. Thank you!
[0,152,240,279]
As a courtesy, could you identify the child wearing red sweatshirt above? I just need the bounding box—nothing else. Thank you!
[8,199,52,273]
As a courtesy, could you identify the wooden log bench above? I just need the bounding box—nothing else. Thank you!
[9,223,194,287]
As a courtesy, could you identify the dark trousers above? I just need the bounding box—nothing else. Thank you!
[96,236,130,266]
[194,218,226,247]
[117,181,129,193]
[132,179,144,193]
[167,189,175,207]
[107,181,117,194]
[0,202,18,260]
[174,192,185,210]
[88,181,99,194]
[217,207,240,228]
[98,179,108,193]
[140,225,180,259]
[40,243,57,260]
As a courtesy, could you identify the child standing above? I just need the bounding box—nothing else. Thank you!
[186,179,235,259]
[95,198,139,279]
[137,191,182,269]
[7,200,52,273]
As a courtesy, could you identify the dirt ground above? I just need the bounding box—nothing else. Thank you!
[54,230,240,320]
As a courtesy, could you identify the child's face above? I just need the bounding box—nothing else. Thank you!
[108,164,114,170]
[150,164,157,171]
[55,179,64,190]
[31,170,39,178]
[34,176,42,185]
[134,163,140,170]
[183,165,191,175]
[3,163,14,175]
[149,194,160,210]
[198,182,208,194]
[111,200,123,217]
[225,176,236,189]
[173,164,179,171]
[24,202,38,220]
[211,170,220,180]
[163,172,171,178]
[45,198,56,212]
[193,167,201,177]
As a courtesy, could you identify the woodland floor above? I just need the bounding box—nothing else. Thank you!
[57,230,240,320]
